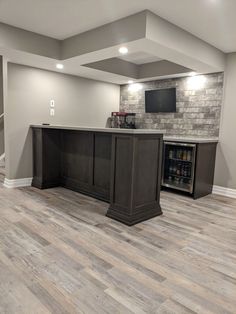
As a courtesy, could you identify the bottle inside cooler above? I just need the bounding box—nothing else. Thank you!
[163,143,195,193]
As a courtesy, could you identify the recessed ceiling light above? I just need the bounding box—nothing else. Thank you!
[128,80,134,84]
[56,63,64,69]
[119,47,128,55]
[189,71,197,76]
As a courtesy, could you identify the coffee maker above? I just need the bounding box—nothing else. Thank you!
[110,112,136,129]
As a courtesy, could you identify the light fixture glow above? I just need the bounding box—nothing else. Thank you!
[128,80,134,84]
[187,75,207,90]
[189,71,197,76]
[119,47,128,55]
[128,83,143,92]
[56,63,64,69]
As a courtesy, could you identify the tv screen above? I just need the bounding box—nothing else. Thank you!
[145,88,176,113]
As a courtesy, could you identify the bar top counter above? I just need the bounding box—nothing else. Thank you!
[30,124,164,134]
[31,125,218,143]
[31,124,164,225]
[164,136,219,144]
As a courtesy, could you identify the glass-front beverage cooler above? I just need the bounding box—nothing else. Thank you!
[162,142,196,193]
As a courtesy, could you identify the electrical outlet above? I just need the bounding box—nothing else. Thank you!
[50,100,55,107]
[50,108,55,116]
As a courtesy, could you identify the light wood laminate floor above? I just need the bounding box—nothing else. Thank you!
[0,167,236,313]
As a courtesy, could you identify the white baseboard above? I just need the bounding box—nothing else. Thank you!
[3,177,33,188]
[213,185,236,199]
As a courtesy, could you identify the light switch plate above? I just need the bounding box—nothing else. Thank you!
[50,108,55,116]
[50,100,55,108]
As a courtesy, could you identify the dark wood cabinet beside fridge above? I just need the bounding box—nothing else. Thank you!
[162,141,218,199]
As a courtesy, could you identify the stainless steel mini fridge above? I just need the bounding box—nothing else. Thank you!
[162,142,197,193]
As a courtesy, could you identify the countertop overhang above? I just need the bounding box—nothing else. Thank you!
[163,136,219,144]
[30,125,218,143]
[30,124,164,135]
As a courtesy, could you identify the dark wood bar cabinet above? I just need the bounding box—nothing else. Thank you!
[31,125,163,225]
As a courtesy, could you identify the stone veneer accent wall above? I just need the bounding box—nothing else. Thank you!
[120,73,224,137]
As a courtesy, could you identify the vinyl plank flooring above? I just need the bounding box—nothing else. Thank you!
[0,174,236,313]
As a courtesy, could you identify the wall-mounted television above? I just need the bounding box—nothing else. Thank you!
[145,88,176,113]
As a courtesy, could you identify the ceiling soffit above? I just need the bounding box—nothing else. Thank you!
[0,10,226,84]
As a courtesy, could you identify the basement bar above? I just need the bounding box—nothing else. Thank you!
[31,125,163,225]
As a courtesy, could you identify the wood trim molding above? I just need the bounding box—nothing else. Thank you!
[3,177,32,188]
[213,185,236,199]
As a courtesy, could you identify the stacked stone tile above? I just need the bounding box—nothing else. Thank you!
[120,73,223,137]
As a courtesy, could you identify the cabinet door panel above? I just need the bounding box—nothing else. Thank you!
[61,131,93,186]
[32,128,43,186]
[43,129,61,184]
[32,128,61,189]
[111,135,133,211]
[93,132,112,194]
[134,137,160,207]
[194,143,217,199]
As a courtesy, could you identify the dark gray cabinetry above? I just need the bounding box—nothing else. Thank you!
[32,128,111,202]
[107,133,163,225]
[32,127,163,225]
[193,142,217,199]
[61,130,111,201]
[32,128,61,189]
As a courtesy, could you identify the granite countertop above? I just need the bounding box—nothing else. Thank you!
[30,124,164,134]
[163,136,219,143]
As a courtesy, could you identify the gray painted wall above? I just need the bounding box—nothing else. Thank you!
[0,22,60,59]
[215,53,236,189]
[5,63,119,179]
[120,73,223,137]
[0,56,4,156]
[138,60,190,79]
[146,11,225,73]
[61,11,147,59]
[85,59,191,80]
[85,58,139,79]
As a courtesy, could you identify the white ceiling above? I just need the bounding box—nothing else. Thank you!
[0,0,235,53]
[119,52,162,65]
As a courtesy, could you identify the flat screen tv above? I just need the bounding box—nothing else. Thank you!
[145,88,176,113]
